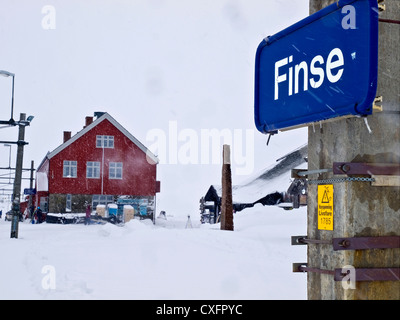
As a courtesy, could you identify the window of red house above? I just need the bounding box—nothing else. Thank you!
[109,162,122,179]
[63,160,77,178]
[96,135,114,148]
[87,161,100,178]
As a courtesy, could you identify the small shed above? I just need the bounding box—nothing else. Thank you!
[200,185,254,224]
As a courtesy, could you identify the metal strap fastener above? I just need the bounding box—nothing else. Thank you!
[333,162,400,176]
[379,19,400,24]
[293,263,334,275]
[292,236,400,251]
[293,162,399,184]
[295,168,333,177]
[334,268,400,282]
[308,177,375,184]
[333,236,400,251]
[291,168,375,184]
[291,236,330,246]
[293,263,400,281]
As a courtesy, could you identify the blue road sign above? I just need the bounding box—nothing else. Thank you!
[254,0,378,134]
[24,188,36,195]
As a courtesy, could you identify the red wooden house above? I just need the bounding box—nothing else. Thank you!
[35,112,160,216]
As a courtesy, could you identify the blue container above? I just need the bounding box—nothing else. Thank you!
[108,205,118,216]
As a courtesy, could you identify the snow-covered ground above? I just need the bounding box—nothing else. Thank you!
[0,205,307,300]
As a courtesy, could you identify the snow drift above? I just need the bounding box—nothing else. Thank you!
[0,204,307,300]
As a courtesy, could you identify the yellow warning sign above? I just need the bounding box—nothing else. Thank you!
[318,184,333,230]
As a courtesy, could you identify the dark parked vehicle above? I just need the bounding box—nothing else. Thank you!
[4,210,24,222]
[4,210,13,221]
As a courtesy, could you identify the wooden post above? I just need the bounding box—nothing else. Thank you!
[28,160,34,218]
[10,113,26,238]
[221,144,233,231]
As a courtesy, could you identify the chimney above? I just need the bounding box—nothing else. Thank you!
[63,131,72,143]
[84,116,94,128]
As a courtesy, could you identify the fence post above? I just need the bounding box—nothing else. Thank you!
[221,144,233,231]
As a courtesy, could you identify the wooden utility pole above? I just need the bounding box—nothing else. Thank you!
[307,0,400,299]
[11,113,27,238]
[28,160,34,218]
[221,144,233,231]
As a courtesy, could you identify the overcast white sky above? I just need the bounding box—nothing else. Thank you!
[0,0,309,216]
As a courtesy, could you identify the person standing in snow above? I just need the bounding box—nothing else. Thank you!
[85,203,91,225]
[29,205,35,219]
[36,206,43,224]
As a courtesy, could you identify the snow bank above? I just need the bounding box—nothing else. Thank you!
[0,205,307,300]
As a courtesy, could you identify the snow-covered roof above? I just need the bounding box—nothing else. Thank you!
[204,144,308,204]
[235,144,307,203]
[46,112,158,164]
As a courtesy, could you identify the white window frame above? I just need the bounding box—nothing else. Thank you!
[63,160,77,178]
[109,162,123,179]
[86,161,100,178]
[96,135,114,148]
[92,195,114,210]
